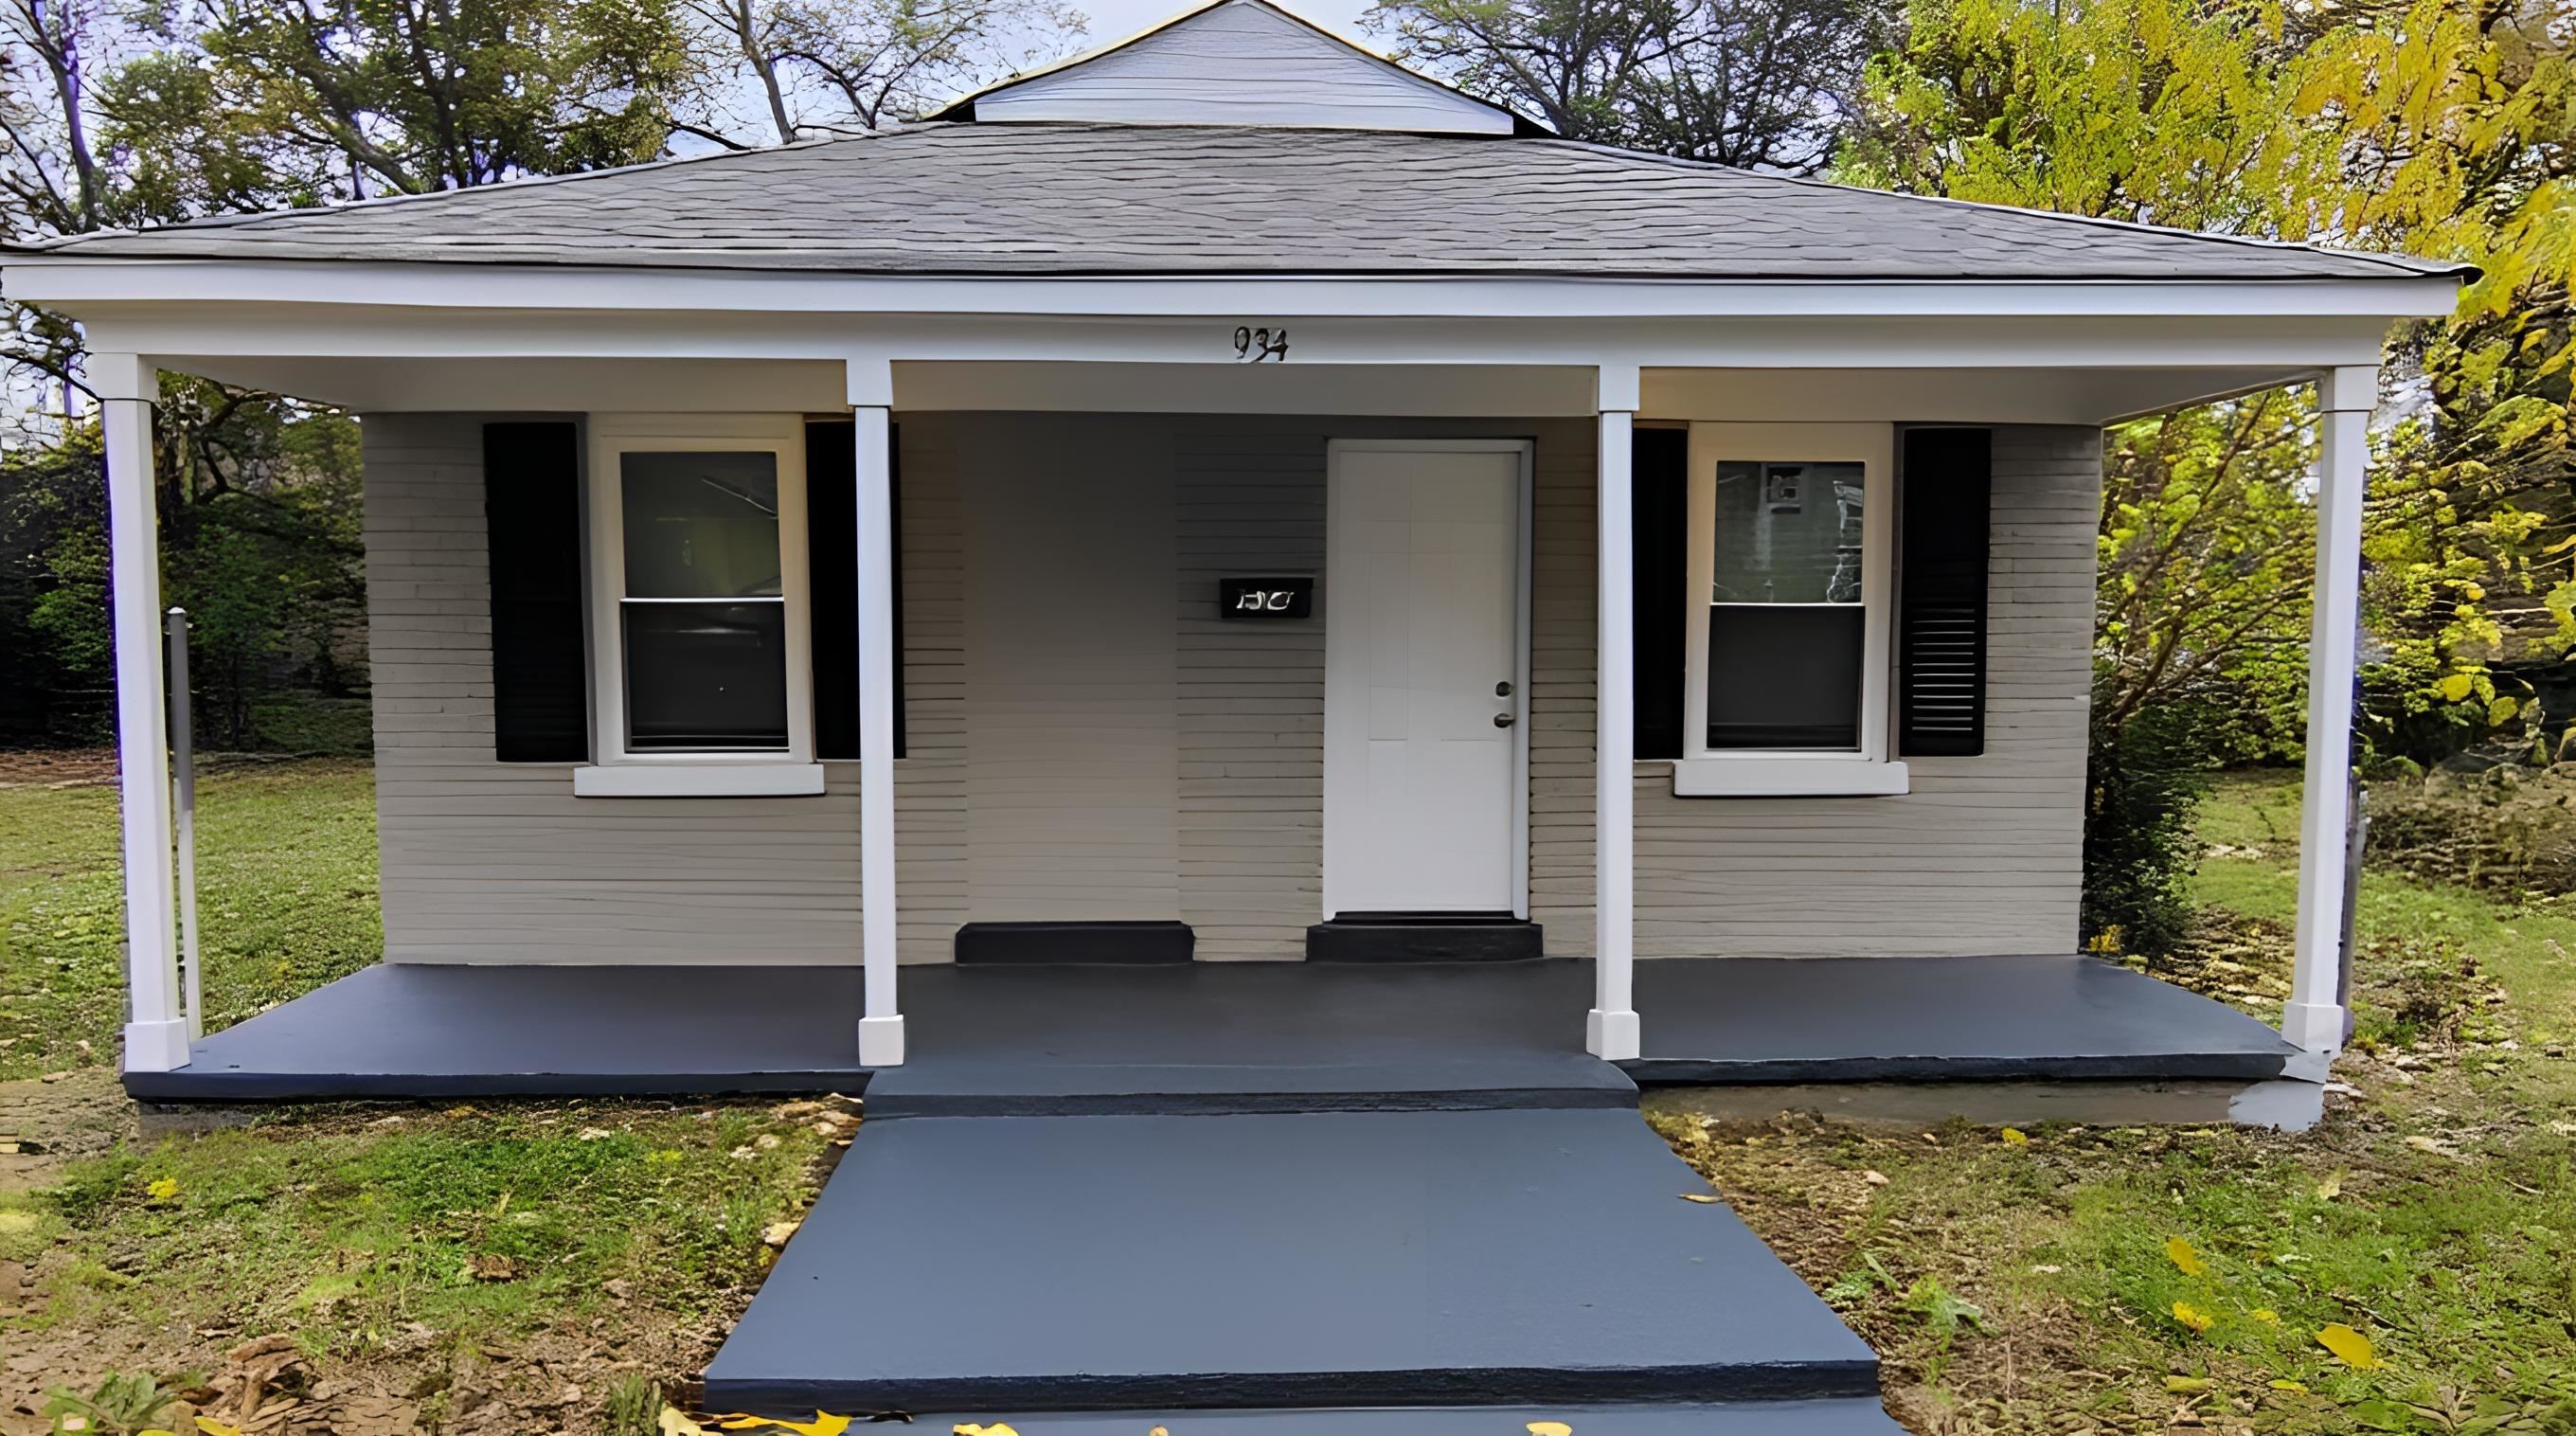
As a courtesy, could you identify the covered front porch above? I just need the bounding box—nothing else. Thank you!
[36,303,2408,1101]
[123,953,2299,1111]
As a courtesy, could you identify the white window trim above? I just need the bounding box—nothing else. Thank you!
[576,413,822,798]
[1675,421,1908,799]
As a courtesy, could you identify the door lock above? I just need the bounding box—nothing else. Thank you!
[1494,680,1513,697]
[1494,712,1516,728]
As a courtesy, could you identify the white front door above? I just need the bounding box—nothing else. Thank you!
[1324,441,1530,917]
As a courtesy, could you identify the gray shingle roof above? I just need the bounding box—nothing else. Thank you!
[16,123,2464,281]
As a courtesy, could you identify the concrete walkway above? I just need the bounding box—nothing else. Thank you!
[704,1035,1906,1430]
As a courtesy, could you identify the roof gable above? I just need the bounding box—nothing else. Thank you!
[937,0,1530,135]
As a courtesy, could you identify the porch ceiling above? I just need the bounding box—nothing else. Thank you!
[134,352,2328,427]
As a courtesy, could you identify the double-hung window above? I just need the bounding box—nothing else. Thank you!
[576,415,821,797]
[1674,422,1906,797]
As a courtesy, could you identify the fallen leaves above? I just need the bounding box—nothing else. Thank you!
[761,1218,803,1247]
[1528,1423,1574,1436]
[2163,1236,2209,1279]
[951,1425,1019,1436]
[466,1253,519,1283]
[715,1414,852,1436]
[1999,1128,2029,1146]
[2170,1301,2216,1334]
[146,1176,179,1203]
[1677,1193,1720,1204]
[2317,1323,2383,1369]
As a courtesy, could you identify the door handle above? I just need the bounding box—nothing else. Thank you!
[1494,713,1516,728]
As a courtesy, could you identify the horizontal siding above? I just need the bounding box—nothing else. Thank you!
[368,410,2096,967]
[1173,419,1328,959]
[1530,422,2100,958]
[977,1,1511,134]
[365,413,896,965]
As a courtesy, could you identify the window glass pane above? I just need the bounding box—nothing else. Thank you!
[623,601,789,750]
[621,452,782,599]
[1706,606,1864,748]
[1710,460,1865,604]
[1707,459,1867,750]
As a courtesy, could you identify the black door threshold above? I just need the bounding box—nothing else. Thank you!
[1307,913,1544,962]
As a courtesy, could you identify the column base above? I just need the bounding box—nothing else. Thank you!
[122,1017,191,1073]
[2280,998,2346,1058]
[858,1014,907,1067]
[1585,1008,1640,1062]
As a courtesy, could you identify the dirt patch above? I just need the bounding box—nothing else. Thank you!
[0,1068,132,1194]
[0,749,352,791]
[2366,764,2576,894]
[0,750,121,790]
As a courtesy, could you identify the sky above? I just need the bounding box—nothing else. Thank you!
[1074,0,1379,49]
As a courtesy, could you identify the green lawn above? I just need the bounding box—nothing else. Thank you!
[0,759,383,1082]
[8,759,2576,1433]
[1655,770,2576,1432]
[0,761,828,1434]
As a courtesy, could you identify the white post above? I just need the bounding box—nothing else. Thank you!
[850,364,905,1067]
[98,352,189,1073]
[2283,366,2377,1062]
[1588,365,1642,1061]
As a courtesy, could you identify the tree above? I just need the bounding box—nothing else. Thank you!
[116,0,694,201]
[1834,0,2571,948]
[1366,0,1888,171]
[680,0,1086,146]
[1842,0,2572,753]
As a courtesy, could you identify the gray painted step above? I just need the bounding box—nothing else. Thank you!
[702,1107,1879,1413]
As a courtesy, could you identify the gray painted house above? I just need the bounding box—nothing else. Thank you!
[7,0,2461,1095]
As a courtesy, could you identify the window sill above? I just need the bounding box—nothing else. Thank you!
[572,762,826,799]
[1671,756,1909,798]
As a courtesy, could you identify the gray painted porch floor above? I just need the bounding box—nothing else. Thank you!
[122,954,2296,1104]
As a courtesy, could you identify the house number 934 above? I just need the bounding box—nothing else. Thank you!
[1232,325,1290,363]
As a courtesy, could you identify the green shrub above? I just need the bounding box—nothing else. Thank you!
[2084,692,2213,960]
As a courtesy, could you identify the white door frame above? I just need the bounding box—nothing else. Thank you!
[1321,438,1535,921]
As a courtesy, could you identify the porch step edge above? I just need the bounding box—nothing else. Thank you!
[685,1399,1905,1434]
[699,1357,1886,1415]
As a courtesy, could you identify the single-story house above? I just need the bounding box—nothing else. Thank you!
[6,0,2460,1113]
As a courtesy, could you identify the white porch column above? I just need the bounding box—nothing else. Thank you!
[851,363,905,1066]
[1588,365,1642,1060]
[2283,366,2378,1061]
[97,352,189,1073]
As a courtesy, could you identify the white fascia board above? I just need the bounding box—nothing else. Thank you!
[2,256,2466,322]
[77,307,2404,376]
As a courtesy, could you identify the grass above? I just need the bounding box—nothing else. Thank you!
[0,758,835,1434]
[1653,769,2576,1432]
[0,758,383,1081]
[0,1100,828,1354]
[9,757,2576,1432]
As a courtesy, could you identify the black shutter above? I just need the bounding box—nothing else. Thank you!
[806,420,903,760]
[1633,426,1690,760]
[482,422,588,763]
[1897,427,1993,757]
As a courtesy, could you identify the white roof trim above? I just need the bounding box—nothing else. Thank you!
[4,256,2465,322]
